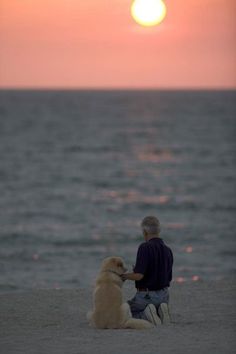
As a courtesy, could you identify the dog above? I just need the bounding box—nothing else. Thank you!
[87,256,153,329]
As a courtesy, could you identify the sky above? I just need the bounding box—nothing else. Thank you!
[0,0,235,89]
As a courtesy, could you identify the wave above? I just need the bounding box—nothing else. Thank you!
[0,231,135,248]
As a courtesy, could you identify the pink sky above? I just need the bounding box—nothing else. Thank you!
[0,0,235,88]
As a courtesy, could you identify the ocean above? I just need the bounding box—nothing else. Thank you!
[0,90,235,293]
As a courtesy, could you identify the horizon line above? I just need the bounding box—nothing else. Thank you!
[0,86,236,91]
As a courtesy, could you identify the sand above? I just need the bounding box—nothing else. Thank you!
[0,279,235,354]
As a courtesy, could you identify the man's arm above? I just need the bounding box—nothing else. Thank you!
[122,272,144,281]
[122,242,148,282]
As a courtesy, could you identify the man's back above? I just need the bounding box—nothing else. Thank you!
[134,237,173,290]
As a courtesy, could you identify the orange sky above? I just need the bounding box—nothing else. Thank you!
[0,0,235,88]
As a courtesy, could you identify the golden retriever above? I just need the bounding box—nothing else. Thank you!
[87,256,153,329]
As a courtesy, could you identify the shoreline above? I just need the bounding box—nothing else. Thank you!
[0,279,235,354]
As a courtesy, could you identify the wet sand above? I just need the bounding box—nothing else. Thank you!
[0,279,235,354]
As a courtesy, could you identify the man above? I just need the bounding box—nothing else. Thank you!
[122,216,173,325]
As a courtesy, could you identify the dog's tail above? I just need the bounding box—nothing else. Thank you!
[123,318,153,330]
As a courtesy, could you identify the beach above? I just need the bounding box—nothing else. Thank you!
[1,279,235,354]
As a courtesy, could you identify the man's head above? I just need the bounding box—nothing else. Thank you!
[141,216,161,241]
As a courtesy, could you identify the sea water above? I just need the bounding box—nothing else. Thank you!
[0,90,235,292]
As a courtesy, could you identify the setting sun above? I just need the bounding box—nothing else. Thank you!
[131,0,167,27]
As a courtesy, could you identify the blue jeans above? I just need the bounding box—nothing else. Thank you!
[128,288,169,320]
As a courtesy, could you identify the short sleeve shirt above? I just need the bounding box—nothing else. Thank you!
[133,237,173,290]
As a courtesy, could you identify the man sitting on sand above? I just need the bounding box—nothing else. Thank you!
[122,216,173,325]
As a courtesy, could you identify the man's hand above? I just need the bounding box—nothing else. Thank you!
[121,273,128,282]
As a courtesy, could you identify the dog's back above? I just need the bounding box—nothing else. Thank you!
[92,280,124,329]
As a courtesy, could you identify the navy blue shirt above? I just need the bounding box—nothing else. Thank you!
[134,237,173,290]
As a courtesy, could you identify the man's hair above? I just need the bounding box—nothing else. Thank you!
[141,216,161,236]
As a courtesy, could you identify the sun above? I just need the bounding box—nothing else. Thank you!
[131,0,167,27]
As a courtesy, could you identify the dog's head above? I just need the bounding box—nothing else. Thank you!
[101,257,127,275]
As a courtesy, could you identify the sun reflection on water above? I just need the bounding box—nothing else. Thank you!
[185,246,193,253]
[175,277,186,283]
[102,189,171,205]
[137,150,173,163]
[174,275,200,283]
